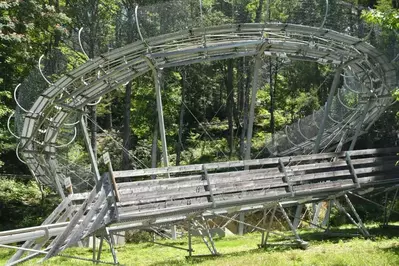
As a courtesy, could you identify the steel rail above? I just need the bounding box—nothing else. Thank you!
[14,22,396,201]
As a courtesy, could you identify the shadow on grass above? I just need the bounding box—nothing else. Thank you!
[297,225,399,243]
[380,245,399,254]
[148,241,310,266]
[148,225,399,266]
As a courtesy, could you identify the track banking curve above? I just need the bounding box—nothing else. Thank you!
[18,23,397,188]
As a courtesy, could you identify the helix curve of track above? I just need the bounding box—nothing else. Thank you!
[15,22,396,188]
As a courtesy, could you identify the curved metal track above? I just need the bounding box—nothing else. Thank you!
[17,22,396,188]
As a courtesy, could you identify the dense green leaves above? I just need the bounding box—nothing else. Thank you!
[362,0,399,30]
[0,178,59,230]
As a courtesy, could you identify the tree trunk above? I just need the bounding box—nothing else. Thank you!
[176,71,186,166]
[226,59,234,158]
[122,81,132,170]
[255,0,265,23]
[106,108,113,130]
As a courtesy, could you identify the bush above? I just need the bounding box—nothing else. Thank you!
[0,177,59,231]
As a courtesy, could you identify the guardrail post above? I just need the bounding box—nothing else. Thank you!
[203,165,216,208]
[345,152,360,188]
[80,116,101,183]
[278,159,294,197]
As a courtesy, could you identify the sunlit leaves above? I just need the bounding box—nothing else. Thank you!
[362,0,399,30]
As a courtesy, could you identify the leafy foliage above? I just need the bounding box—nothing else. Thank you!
[0,178,59,230]
[362,0,399,30]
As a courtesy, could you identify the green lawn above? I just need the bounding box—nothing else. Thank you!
[1,225,399,266]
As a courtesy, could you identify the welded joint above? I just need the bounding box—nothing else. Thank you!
[35,227,50,245]
[142,55,158,72]
[257,39,271,56]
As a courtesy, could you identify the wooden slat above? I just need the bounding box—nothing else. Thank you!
[113,147,399,178]
[119,177,287,205]
[117,157,397,206]
[116,155,395,194]
[119,197,208,215]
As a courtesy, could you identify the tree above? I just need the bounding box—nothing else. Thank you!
[0,91,12,169]
[0,0,71,174]
[362,0,399,31]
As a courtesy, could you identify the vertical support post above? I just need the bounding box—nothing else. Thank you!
[349,99,372,150]
[311,202,323,228]
[245,55,261,167]
[92,235,96,263]
[293,204,303,229]
[314,65,343,153]
[81,116,101,183]
[188,220,192,257]
[238,213,245,236]
[96,234,104,264]
[385,188,399,226]
[261,207,267,245]
[45,158,66,200]
[383,191,389,226]
[171,226,177,240]
[151,65,174,237]
[153,69,169,169]
[321,200,333,229]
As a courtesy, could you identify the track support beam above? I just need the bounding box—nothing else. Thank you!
[245,55,262,166]
[313,65,343,153]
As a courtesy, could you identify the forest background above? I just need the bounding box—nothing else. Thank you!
[0,0,398,231]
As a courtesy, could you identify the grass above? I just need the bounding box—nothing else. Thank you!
[1,225,399,266]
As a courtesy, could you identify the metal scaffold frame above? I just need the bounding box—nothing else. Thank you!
[3,0,398,264]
